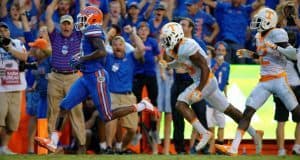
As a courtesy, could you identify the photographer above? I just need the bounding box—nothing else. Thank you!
[276,1,300,47]
[0,22,28,155]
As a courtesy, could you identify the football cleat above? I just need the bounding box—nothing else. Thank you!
[215,144,238,156]
[195,132,212,151]
[34,137,57,153]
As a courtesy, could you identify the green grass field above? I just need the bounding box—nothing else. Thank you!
[158,65,296,139]
[0,155,300,160]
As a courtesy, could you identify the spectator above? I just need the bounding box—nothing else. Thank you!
[40,0,86,154]
[104,25,145,154]
[203,0,264,64]
[39,0,79,31]
[82,97,100,153]
[184,0,219,45]
[148,2,169,39]
[0,22,28,155]
[0,1,25,42]
[107,0,124,28]
[207,41,230,153]
[134,21,160,154]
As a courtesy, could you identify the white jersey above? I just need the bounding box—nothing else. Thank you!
[255,28,288,76]
[0,39,27,92]
[166,37,207,82]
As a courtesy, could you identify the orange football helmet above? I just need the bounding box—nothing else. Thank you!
[75,6,103,31]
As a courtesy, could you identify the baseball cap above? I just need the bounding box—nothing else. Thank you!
[185,0,199,6]
[137,21,149,29]
[127,2,139,9]
[60,15,74,24]
[0,22,9,29]
[29,38,49,50]
[154,3,166,10]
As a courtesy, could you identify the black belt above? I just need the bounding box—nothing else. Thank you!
[111,91,132,95]
[52,69,77,75]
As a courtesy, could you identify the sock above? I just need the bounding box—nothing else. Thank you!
[246,126,256,137]
[191,119,208,134]
[51,132,59,146]
[230,129,245,153]
[99,142,107,149]
[115,142,122,150]
[134,103,145,112]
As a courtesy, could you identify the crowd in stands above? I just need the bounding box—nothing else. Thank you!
[0,0,300,156]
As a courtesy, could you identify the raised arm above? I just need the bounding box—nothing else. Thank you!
[251,0,265,11]
[0,0,8,18]
[123,25,145,59]
[202,0,217,8]
[46,0,59,33]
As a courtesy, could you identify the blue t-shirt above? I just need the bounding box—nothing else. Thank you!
[211,59,230,91]
[148,17,169,39]
[183,10,216,41]
[81,25,106,73]
[246,0,279,9]
[105,52,136,93]
[134,37,160,76]
[215,2,252,45]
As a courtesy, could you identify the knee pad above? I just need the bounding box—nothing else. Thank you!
[224,104,243,123]
[292,105,300,122]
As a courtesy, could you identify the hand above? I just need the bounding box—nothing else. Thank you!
[123,25,134,34]
[158,59,168,69]
[236,49,255,58]
[187,89,202,102]
[204,36,213,43]
[69,55,82,69]
[264,41,277,50]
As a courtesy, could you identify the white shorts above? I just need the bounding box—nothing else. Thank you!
[206,105,226,128]
[177,77,229,112]
[246,77,298,111]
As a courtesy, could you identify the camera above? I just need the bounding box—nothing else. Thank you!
[19,61,38,72]
[0,36,11,48]
[283,4,296,26]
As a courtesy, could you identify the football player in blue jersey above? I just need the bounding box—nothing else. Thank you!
[35,6,154,153]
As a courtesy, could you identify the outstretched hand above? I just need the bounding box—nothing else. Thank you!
[236,49,255,58]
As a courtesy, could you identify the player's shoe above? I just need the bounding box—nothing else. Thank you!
[34,137,57,153]
[0,146,17,155]
[215,144,238,156]
[195,132,212,151]
[253,130,264,154]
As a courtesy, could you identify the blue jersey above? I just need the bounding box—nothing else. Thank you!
[105,52,136,93]
[81,25,106,73]
[211,59,230,91]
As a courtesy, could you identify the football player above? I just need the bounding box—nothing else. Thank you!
[216,7,300,155]
[35,6,154,153]
[159,22,263,154]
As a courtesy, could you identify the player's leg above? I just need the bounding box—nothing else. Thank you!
[177,82,211,151]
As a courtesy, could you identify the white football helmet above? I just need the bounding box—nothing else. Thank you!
[250,8,278,32]
[160,22,184,50]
